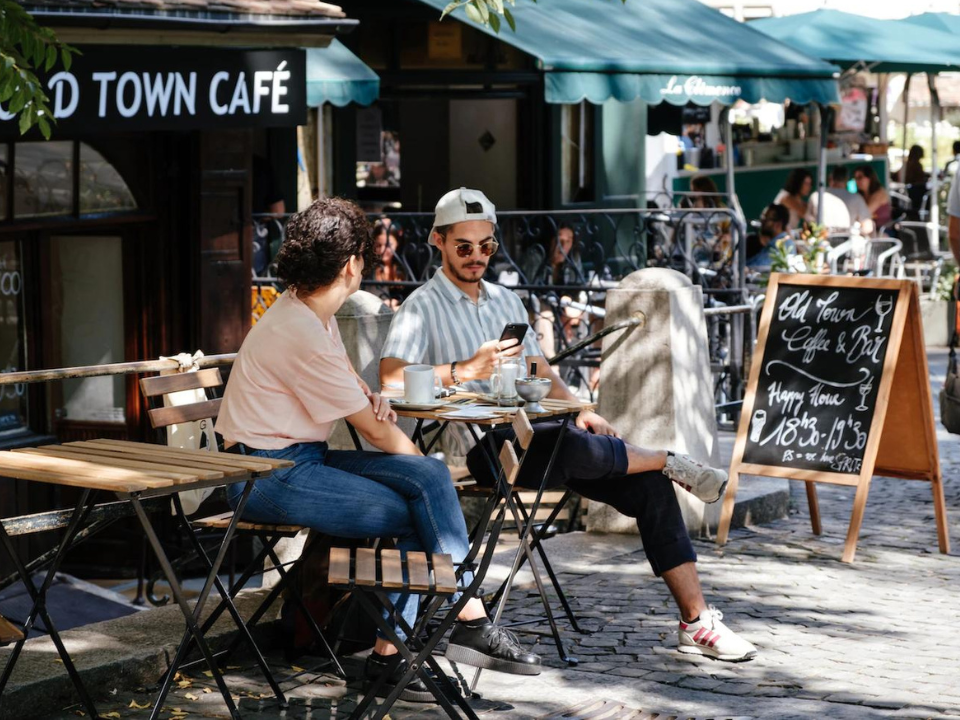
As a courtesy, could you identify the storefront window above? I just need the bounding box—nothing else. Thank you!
[79,144,137,215]
[13,142,74,219]
[52,236,126,423]
[0,240,27,433]
[561,102,595,204]
[356,104,401,207]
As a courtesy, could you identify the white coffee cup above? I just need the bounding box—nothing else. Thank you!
[404,364,441,404]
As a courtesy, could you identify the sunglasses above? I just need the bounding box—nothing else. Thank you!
[452,240,499,258]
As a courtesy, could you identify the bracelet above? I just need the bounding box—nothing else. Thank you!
[450,361,462,385]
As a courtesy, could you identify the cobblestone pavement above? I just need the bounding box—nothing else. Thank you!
[61,352,960,720]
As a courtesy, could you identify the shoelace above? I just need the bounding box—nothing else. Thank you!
[483,624,524,654]
[702,605,723,628]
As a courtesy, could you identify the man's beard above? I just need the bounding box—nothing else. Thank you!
[450,262,486,284]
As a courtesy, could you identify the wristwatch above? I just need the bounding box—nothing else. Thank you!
[450,360,463,386]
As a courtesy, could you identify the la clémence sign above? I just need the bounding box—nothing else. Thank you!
[0,48,307,136]
[659,75,742,101]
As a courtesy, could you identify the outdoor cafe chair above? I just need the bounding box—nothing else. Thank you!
[327,409,535,720]
[138,368,345,707]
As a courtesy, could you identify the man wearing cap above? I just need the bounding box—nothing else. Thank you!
[380,188,757,662]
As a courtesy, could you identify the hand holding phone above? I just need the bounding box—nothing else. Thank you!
[499,322,529,349]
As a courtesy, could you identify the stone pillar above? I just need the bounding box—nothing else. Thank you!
[586,268,722,537]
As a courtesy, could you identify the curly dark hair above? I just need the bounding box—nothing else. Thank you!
[782,168,812,196]
[276,197,376,294]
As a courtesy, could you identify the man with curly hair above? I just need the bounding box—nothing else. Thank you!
[216,197,541,703]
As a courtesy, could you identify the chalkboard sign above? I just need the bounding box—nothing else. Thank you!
[717,275,949,563]
[741,283,898,475]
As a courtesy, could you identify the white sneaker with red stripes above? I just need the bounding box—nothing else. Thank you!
[663,452,728,504]
[678,606,757,662]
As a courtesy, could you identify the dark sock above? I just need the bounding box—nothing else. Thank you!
[459,616,489,628]
[683,614,701,624]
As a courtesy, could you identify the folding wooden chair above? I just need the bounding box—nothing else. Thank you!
[327,409,535,720]
[138,368,345,709]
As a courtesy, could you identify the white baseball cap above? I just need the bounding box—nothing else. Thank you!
[430,187,497,239]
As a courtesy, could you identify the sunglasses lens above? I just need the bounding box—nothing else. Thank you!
[480,241,498,256]
[456,244,472,258]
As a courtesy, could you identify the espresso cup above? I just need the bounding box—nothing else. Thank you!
[404,364,441,404]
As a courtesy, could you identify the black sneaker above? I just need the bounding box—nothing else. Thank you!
[444,620,542,676]
[363,652,455,703]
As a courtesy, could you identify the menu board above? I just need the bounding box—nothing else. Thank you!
[742,283,897,475]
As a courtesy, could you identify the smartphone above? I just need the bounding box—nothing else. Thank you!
[499,322,529,347]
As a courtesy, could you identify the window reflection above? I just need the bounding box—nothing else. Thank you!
[0,240,27,433]
[80,144,136,215]
[14,142,73,219]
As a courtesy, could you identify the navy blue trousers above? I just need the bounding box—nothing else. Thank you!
[466,421,696,577]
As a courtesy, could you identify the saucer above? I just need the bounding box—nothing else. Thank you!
[388,399,449,411]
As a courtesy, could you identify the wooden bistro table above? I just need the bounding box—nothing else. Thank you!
[391,393,594,672]
[0,440,292,720]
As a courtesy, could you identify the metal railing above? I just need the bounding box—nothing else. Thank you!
[254,203,751,423]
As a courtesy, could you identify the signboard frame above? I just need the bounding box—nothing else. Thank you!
[716,274,949,562]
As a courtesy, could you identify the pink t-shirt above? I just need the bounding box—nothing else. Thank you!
[216,290,369,449]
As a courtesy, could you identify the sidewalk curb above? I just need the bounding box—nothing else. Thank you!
[0,588,282,720]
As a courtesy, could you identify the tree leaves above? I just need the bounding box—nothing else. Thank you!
[0,0,77,138]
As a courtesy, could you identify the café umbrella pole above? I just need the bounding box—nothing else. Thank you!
[817,103,828,225]
[723,107,739,220]
[928,74,940,237]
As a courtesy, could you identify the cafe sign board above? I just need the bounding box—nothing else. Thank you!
[716,275,949,563]
[0,47,307,137]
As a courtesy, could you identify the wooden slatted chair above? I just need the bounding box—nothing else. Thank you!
[0,615,24,646]
[328,409,534,720]
[138,368,345,699]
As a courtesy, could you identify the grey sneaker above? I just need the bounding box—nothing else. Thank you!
[663,452,728,503]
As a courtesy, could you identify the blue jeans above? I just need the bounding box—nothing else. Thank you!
[226,443,471,639]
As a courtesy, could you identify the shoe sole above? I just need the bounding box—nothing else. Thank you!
[678,643,757,662]
[699,477,729,504]
[445,644,542,676]
[365,679,450,704]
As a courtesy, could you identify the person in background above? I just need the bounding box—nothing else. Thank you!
[807,166,874,235]
[686,175,726,209]
[747,203,793,269]
[854,165,892,230]
[253,155,286,277]
[216,198,542,702]
[372,221,406,309]
[773,168,812,230]
[899,145,928,186]
[947,159,960,266]
[944,141,960,177]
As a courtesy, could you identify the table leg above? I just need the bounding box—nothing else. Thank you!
[169,495,287,707]
[0,490,102,719]
[129,481,254,720]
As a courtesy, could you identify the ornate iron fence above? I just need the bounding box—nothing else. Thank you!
[253,203,751,426]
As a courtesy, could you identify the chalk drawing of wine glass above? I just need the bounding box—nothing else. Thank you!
[875,295,894,333]
[855,376,874,411]
[749,409,767,443]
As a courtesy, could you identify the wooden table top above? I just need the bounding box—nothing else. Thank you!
[0,440,294,495]
[390,392,595,426]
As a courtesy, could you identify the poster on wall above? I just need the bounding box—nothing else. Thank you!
[838,87,869,133]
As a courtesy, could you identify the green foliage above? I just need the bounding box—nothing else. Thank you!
[441,0,623,33]
[935,257,958,302]
[0,0,77,139]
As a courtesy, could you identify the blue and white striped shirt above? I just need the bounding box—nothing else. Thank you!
[380,269,542,392]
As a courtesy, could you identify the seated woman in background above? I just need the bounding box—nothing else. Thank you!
[773,168,813,230]
[854,165,892,230]
[685,175,726,209]
[373,222,406,309]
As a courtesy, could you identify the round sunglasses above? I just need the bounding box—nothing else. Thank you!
[451,240,499,258]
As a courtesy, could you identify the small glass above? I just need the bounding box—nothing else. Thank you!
[490,356,522,406]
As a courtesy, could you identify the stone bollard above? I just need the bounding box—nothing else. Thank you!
[587,268,722,537]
